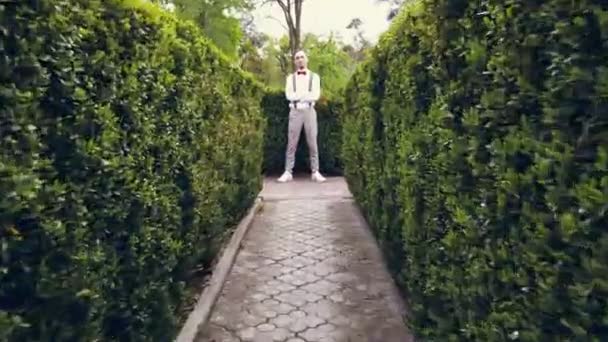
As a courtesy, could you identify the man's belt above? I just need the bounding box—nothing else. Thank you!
[291,100,314,108]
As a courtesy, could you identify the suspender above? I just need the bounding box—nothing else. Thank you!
[309,72,314,92]
[292,72,315,92]
[291,72,315,108]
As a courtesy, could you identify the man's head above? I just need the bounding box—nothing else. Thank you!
[294,50,308,70]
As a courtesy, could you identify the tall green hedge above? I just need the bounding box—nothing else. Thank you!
[342,0,608,340]
[262,91,342,175]
[0,0,265,340]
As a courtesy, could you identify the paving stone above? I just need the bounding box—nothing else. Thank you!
[307,263,336,277]
[329,314,351,327]
[289,310,306,319]
[275,302,296,314]
[302,314,325,328]
[252,332,278,342]
[271,327,292,341]
[261,310,278,319]
[262,298,281,306]
[196,323,239,342]
[288,319,308,333]
[237,327,256,341]
[303,291,323,303]
[301,299,341,320]
[250,292,269,301]
[275,282,296,293]
[257,323,276,332]
[326,271,358,283]
[328,292,345,303]
[275,291,307,307]
[260,285,282,296]
[277,273,307,287]
[301,279,341,296]
[299,323,337,341]
[242,314,266,327]
[200,178,414,342]
[271,314,293,328]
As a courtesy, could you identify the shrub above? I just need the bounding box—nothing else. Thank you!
[342,0,608,340]
[0,0,265,340]
[262,90,342,175]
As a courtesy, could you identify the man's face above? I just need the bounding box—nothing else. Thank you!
[294,52,307,70]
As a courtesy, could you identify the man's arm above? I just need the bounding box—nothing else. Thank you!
[285,74,299,101]
[302,73,321,102]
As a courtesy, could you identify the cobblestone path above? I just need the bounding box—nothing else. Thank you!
[196,178,413,342]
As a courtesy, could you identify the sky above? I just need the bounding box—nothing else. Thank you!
[252,0,392,45]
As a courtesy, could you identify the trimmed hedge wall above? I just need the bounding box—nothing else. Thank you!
[262,91,342,175]
[342,0,608,340]
[0,0,264,340]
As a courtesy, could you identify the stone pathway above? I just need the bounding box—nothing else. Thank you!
[196,177,413,342]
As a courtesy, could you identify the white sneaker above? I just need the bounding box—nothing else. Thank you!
[311,171,326,183]
[277,171,293,183]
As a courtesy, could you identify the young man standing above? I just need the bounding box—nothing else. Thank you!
[277,50,326,183]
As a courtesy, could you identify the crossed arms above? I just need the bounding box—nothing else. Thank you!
[285,73,321,103]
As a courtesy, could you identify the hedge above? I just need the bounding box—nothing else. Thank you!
[0,0,265,340]
[342,0,608,341]
[262,91,342,175]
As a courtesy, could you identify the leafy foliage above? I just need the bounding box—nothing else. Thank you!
[262,91,342,175]
[342,0,608,340]
[257,34,356,97]
[169,0,252,59]
[0,0,265,340]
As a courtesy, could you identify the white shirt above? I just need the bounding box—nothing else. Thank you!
[285,69,321,109]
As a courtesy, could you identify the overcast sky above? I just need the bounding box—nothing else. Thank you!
[252,0,392,45]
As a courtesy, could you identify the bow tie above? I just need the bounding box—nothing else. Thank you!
[297,71,307,75]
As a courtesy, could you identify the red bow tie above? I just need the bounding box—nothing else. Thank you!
[297,71,307,75]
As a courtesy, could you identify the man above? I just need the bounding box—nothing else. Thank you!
[277,50,326,183]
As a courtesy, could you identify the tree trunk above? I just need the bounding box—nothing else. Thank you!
[273,0,303,70]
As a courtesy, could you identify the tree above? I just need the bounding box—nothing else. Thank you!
[251,34,292,78]
[238,31,271,77]
[346,18,371,62]
[257,33,353,94]
[303,34,353,97]
[153,0,253,60]
[376,0,407,20]
[258,0,304,66]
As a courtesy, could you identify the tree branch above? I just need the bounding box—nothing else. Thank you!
[295,0,302,50]
[265,15,289,32]
[275,0,296,44]
[274,0,292,30]
[275,0,288,12]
